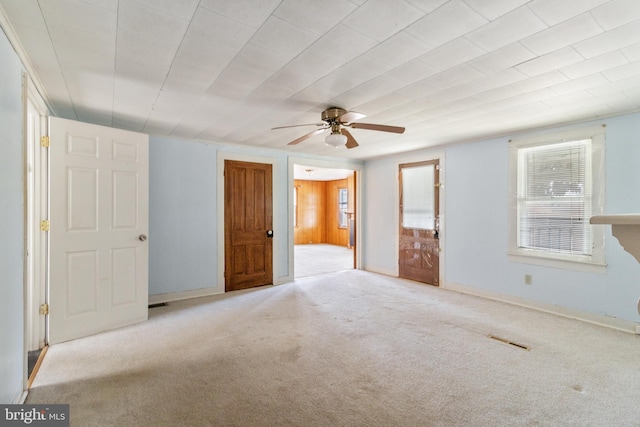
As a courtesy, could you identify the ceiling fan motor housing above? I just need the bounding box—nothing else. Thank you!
[321,107,347,123]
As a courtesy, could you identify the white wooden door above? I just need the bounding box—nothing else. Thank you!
[49,117,148,344]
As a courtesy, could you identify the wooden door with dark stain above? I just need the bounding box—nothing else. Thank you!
[399,160,440,286]
[224,160,273,292]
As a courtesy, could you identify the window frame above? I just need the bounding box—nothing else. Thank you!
[508,125,606,272]
[338,187,348,229]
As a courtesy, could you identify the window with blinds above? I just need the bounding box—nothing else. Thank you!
[509,125,606,269]
[517,139,591,255]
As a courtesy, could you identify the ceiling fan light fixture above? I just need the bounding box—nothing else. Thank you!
[325,132,347,147]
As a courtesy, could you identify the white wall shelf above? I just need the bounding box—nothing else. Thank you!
[591,215,640,263]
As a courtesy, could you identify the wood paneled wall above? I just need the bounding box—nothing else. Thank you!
[294,174,355,246]
[294,179,326,244]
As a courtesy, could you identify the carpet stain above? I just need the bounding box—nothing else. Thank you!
[572,384,584,393]
[280,345,301,363]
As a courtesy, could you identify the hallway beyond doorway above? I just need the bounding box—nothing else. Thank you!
[294,244,353,278]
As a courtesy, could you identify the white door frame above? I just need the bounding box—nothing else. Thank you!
[24,75,48,349]
[287,157,364,280]
[216,152,281,292]
[393,151,446,285]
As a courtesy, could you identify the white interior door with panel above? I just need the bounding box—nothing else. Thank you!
[48,117,149,344]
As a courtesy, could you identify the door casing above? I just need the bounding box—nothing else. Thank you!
[224,160,273,291]
[288,157,364,281]
[395,154,445,285]
[217,153,280,292]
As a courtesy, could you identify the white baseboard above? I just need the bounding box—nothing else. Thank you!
[275,275,293,285]
[364,266,398,277]
[16,390,28,404]
[443,281,639,334]
[149,286,222,305]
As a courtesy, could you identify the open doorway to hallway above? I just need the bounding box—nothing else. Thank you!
[293,164,355,279]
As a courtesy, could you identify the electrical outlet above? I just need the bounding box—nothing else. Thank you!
[524,274,532,285]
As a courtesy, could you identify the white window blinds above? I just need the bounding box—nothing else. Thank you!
[517,139,592,255]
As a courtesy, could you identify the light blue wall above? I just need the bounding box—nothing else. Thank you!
[0,28,25,403]
[149,136,324,296]
[364,113,640,324]
[149,136,218,295]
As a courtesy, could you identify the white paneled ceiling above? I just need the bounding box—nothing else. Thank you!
[2,0,640,159]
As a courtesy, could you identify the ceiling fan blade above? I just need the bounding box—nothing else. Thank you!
[338,111,366,124]
[349,122,405,134]
[272,123,324,130]
[341,128,359,149]
[287,128,327,145]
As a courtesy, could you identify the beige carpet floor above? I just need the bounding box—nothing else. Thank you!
[27,270,640,426]
[294,244,353,278]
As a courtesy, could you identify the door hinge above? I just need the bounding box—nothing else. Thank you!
[40,136,50,148]
[39,303,49,315]
[434,182,442,188]
[40,219,50,231]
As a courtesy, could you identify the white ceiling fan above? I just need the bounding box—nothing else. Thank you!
[272,107,405,149]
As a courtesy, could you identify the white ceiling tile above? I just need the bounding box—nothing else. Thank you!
[394,78,443,100]
[417,37,487,73]
[309,24,378,62]
[462,0,530,20]
[274,0,357,35]
[601,60,640,81]
[353,92,414,117]
[406,0,488,47]
[40,0,116,38]
[466,6,548,51]
[117,1,190,48]
[148,79,203,114]
[520,12,604,55]
[47,22,114,61]
[515,47,584,76]
[429,64,486,90]
[131,0,199,21]
[251,16,320,59]
[549,73,609,95]
[207,43,293,99]
[403,0,449,14]
[587,74,640,96]
[559,51,629,79]
[621,41,640,61]
[364,32,432,68]
[115,49,167,85]
[184,7,255,52]
[510,71,569,94]
[472,68,528,92]
[75,0,117,11]
[527,0,610,26]
[329,76,404,110]
[573,19,640,58]
[384,57,440,86]
[342,0,425,42]
[198,0,280,28]
[472,85,524,104]
[0,0,47,30]
[591,0,640,30]
[275,49,342,85]
[467,43,536,74]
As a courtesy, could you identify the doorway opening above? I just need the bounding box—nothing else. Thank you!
[293,164,356,279]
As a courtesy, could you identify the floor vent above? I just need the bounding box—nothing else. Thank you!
[148,302,168,309]
[488,334,530,351]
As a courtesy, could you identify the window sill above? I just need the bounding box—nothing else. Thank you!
[507,251,606,274]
